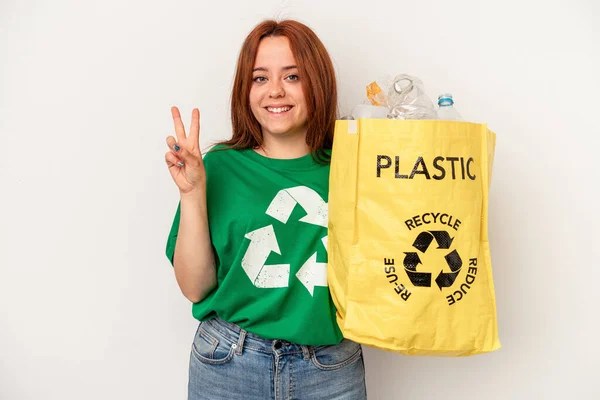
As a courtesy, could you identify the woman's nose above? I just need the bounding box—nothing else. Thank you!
[269,80,285,98]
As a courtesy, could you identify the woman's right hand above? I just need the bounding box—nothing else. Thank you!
[165,107,206,195]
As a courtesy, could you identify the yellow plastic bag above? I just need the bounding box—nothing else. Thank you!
[328,119,501,356]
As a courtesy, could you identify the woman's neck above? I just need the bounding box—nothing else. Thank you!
[255,131,311,159]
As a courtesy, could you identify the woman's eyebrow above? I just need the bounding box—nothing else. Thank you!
[252,65,298,72]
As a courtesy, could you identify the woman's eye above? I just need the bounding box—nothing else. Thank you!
[286,74,299,81]
[253,76,267,83]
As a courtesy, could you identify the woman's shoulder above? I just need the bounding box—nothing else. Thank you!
[203,144,238,161]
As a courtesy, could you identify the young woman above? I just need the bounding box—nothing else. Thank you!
[165,20,367,400]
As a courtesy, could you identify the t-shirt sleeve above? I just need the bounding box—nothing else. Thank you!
[165,201,181,266]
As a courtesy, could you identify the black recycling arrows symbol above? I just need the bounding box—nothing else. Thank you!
[413,232,434,252]
[403,252,431,287]
[403,230,462,289]
[434,249,463,290]
[413,231,454,253]
[431,231,454,249]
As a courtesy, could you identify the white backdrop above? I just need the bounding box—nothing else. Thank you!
[1,0,599,399]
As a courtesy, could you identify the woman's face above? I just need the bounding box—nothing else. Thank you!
[249,36,308,141]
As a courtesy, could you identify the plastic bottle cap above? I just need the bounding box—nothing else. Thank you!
[438,93,454,106]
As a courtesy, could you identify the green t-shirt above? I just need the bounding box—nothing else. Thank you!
[166,146,343,346]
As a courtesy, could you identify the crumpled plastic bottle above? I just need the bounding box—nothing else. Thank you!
[386,74,438,120]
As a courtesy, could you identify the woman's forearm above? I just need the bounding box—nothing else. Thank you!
[172,191,217,303]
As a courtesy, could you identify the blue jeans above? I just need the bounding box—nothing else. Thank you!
[188,318,367,400]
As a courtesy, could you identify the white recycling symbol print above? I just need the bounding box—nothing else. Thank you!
[241,186,328,296]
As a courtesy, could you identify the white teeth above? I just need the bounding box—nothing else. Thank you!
[267,106,291,113]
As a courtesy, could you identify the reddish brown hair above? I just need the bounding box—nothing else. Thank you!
[219,20,337,163]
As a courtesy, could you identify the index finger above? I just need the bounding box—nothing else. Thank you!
[171,106,186,142]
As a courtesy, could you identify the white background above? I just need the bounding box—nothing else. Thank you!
[1,0,599,399]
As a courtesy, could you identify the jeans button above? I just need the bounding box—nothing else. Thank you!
[273,341,282,350]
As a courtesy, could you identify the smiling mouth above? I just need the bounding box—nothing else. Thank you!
[266,106,293,114]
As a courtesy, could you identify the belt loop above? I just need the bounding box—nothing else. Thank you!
[235,329,246,356]
[301,345,311,361]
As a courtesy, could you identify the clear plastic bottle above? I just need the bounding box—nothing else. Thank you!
[437,93,463,121]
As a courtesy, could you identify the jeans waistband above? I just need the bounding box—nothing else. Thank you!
[202,317,312,360]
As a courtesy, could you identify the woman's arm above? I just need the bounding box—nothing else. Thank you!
[165,107,216,303]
